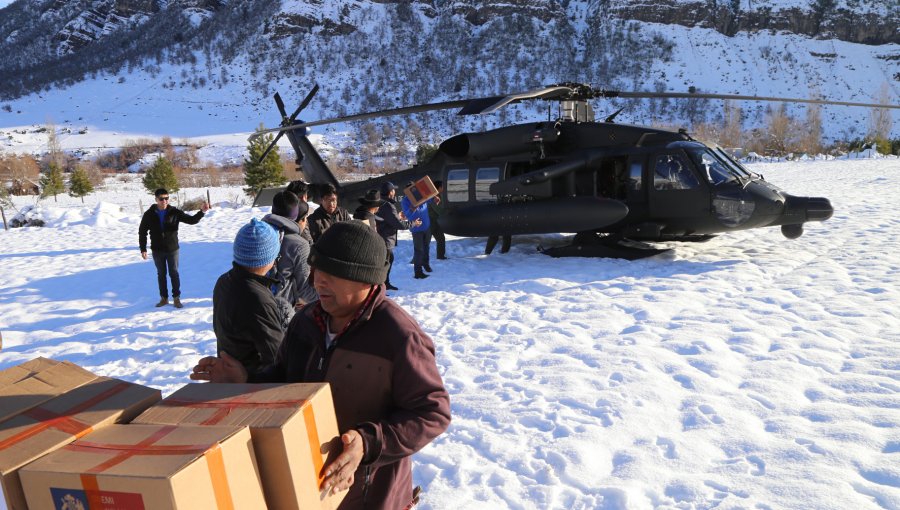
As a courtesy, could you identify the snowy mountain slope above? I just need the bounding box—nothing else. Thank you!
[0,0,896,153]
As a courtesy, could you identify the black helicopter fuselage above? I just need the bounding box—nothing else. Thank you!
[322,120,832,242]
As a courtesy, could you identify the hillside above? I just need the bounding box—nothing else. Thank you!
[0,0,897,151]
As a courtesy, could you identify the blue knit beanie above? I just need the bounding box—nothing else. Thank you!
[233,218,280,268]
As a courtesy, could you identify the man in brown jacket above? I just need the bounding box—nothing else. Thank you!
[192,220,451,510]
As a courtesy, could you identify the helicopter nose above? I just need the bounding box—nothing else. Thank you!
[804,197,833,222]
[783,195,833,223]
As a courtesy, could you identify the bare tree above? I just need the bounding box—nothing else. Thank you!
[764,104,795,154]
[720,100,743,149]
[869,82,894,153]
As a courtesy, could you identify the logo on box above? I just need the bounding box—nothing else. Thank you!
[50,487,145,510]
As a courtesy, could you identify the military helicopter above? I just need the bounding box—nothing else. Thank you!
[251,83,897,258]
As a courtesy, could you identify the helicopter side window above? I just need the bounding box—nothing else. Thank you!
[475,167,500,202]
[653,155,700,191]
[629,162,642,192]
[446,168,469,202]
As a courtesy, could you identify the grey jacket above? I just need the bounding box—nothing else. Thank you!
[262,214,318,306]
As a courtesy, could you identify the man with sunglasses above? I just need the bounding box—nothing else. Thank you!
[139,188,209,308]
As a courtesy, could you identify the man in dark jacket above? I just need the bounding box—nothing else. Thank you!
[287,179,315,245]
[263,191,317,328]
[212,218,284,373]
[192,221,451,510]
[377,181,417,291]
[138,188,209,308]
[308,183,350,242]
[352,189,384,231]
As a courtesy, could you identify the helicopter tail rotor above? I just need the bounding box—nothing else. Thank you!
[258,84,320,163]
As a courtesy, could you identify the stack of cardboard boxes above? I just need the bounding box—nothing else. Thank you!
[0,358,346,510]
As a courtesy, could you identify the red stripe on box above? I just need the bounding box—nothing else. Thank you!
[0,381,131,451]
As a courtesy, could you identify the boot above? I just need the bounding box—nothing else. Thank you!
[173,298,183,309]
[423,264,433,273]
[155,297,168,307]
[385,282,399,291]
[414,270,429,279]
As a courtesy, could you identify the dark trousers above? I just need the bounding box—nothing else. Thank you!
[152,249,180,298]
[412,230,430,272]
[385,248,395,285]
[427,223,446,259]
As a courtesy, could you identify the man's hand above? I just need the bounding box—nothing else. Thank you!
[141,251,148,260]
[321,429,364,495]
[413,218,423,228]
[201,202,210,212]
[190,351,248,383]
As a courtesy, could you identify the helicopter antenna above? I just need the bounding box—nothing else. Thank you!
[604,107,626,123]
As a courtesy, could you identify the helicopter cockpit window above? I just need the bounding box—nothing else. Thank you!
[446,168,469,202]
[475,167,500,202]
[689,149,745,186]
[653,154,700,191]
[714,148,753,179]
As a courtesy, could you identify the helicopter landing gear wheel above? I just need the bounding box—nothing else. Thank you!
[781,224,803,239]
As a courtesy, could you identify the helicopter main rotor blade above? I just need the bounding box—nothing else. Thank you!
[249,98,473,141]
[457,86,575,115]
[248,85,583,142]
[249,83,898,143]
[597,90,900,109]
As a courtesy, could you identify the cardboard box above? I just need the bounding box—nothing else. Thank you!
[0,357,62,387]
[0,361,98,423]
[134,383,344,510]
[0,377,161,510]
[20,423,265,510]
[403,175,439,208]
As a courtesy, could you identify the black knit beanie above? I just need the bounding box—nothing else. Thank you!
[308,221,388,284]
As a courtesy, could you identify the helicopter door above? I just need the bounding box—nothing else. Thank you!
[648,153,710,231]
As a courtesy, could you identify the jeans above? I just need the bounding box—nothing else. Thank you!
[152,250,180,298]
[412,231,430,272]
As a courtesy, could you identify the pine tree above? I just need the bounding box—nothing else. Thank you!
[142,156,179,194]
[68,166,94,203]
[40,162,65,202]
[243,127,286,196]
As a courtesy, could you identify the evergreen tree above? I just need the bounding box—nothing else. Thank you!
[416,144,439,165]
[243,127,286,196]
[142,156,179,194]
[40,162,65,202]
[68,166,94,203]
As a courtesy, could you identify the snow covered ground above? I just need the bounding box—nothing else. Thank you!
[1,158,899,509]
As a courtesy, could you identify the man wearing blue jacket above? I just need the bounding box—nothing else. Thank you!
[400,182,431,279]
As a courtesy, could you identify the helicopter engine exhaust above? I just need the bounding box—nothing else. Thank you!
[441,123,560,159]
[440,197,629,237]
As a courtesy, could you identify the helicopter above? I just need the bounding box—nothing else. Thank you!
[251,83,898,258]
